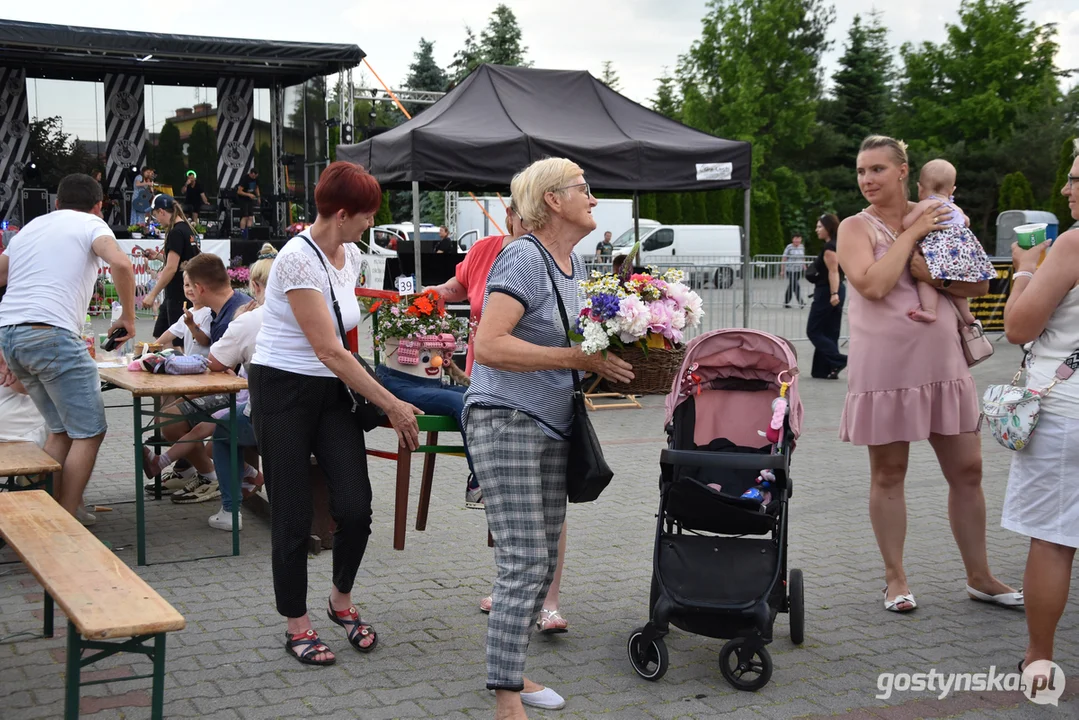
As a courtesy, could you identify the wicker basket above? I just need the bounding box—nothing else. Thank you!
[605,345,685,396]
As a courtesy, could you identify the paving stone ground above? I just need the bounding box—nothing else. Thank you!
[0,334,1075,719]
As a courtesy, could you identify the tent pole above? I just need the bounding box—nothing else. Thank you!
[412,181,423,287]
[633,192,640,243]
[742,188,751,328]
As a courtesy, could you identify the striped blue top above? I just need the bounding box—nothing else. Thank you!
[464,237,584,439]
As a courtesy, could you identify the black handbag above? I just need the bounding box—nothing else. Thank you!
[301,236,386,432]
[533,240,614,503]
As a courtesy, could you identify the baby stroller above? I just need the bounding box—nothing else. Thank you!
[627,329,804,691]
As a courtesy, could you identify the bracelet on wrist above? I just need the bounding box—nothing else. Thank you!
[1013,270,1034,281]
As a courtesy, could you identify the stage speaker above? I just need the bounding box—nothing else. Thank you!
[20,188,49,224]
[247,226,271,241]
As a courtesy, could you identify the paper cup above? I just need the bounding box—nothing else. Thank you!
[1015,223,1048,249]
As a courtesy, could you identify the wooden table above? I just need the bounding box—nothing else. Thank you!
[98,367,248,566]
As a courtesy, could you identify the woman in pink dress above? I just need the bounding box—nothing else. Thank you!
[837,135,1022,613]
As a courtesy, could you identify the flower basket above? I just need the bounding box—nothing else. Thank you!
[606,344,685,395]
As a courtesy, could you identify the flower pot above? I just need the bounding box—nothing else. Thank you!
[132,233,142,239]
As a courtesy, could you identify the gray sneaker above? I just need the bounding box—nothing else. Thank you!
[171,477,220,504]
[465,476,484,510]
[144,469,193,496]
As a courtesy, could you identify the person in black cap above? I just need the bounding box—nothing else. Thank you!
[143,194,202,338]
[236,168,260,238]
[182,170,210,225]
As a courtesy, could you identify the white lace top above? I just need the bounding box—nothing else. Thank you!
[251,236,363,377]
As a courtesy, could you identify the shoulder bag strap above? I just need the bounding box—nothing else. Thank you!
[300,235,350,351]
[530,237,583,395]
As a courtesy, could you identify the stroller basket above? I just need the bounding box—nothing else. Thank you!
[658,534,777,607]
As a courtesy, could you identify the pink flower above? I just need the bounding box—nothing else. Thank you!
[647,300,675,337]
[615,294,650,342]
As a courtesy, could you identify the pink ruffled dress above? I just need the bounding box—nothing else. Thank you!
[839,211,980,446]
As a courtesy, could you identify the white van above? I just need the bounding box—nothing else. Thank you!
[611,224,743,288]
[364,223,472,257]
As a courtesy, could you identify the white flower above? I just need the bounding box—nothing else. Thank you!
[615,294,651,342]
[579,317,611,354]
[684,292,704,327]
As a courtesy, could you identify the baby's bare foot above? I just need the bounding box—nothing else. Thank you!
[908,308,937,323]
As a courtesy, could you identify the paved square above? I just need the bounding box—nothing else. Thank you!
[0,337,1075,719]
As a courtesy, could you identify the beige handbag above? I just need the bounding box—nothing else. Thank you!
[948,300,993,367]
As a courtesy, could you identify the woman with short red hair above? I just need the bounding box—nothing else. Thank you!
[249,161,422,666]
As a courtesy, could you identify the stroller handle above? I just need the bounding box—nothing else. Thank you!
[660,448,789,472]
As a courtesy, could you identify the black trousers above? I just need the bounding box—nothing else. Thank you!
[806,284,847,378]
[249,364,373,618]
[784,271,804,305]
[152,295,186,341]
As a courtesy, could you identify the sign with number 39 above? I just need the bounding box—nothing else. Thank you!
[395,275,416,295]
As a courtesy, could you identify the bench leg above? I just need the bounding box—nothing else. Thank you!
[416,431,437,532]
[133,396,147,567]
[394,444,412,551]
[151,633,167,720]
[65,621,81,720]
[44,591,54,638]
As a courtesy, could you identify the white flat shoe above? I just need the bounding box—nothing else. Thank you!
[521,687,566,710]
[883,587,916,613]
[966,585,1024,608]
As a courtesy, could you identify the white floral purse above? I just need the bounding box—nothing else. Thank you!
[983,348,1079,451]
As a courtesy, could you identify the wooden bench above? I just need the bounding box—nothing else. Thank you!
[0,441,60,494]
[0,491,185,719]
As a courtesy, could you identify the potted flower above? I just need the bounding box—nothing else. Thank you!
[226,265,250,289]
[128,223,145,239]
[193,224,208,239]
[360,290,468,379]
[575,243,704,394]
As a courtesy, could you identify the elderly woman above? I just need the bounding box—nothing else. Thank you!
[836,135,1020,613]
[806,213,847,378]
[465,158,633,718]
[1002,145,1079,670]
[248,161,421,666]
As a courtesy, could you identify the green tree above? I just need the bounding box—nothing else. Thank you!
[638,193,658,222]
[651,70,681,121]
[375,192,393,226]
[655,193,682,224]
[155,121,186,191]
[27,117,97,190]
[751,180,784,255]
[187,120,218,195]
[447,27,483,87]
[678,0,833,172]
[405,38,448,116]
[1050,137,1078,228]
[254,141,273,192]
[772,166,811,243]
[997,171,1036,212]
[599,61,620,91]
[831,13,893,157]
[894,0,1063,241]
[479,4,529,67]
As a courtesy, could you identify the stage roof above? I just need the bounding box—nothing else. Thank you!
[0,20,364,88]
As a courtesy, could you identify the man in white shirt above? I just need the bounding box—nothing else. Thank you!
[0,173,137,519]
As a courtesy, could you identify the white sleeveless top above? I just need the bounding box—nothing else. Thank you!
[1027,284,1079,419]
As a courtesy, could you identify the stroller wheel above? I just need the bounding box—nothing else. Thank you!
[719,638,773,691]
[789,568,805,645]
[627,627,668,681]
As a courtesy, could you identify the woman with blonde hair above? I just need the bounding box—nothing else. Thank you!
[836,135,1020,613]
[465,157,634,717]
[1002,143,1079,670]
[143,194,202,338]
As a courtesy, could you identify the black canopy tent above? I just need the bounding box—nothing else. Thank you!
[0,20,363,87]
[337,64,753,323]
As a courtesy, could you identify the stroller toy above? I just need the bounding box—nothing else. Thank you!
[628,329,805,691]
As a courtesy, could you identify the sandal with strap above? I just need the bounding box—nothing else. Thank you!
[285,629,336,666]
[537,608,569,635]
[327,600,378,653]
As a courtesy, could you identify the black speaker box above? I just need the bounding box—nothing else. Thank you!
[20,188,49,224]
[247,226,271,241]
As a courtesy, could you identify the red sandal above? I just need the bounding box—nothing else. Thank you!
[327,600,378,653]
[285,629,335,666]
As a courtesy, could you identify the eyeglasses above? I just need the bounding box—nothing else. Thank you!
[554,182,591,197]
[1067,175,1079,189]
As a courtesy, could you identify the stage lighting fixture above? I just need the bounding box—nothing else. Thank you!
[341,123,353,143]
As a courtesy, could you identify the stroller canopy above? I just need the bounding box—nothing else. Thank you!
[665,329,803,440]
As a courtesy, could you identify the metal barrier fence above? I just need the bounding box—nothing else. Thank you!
[583,255,849,342]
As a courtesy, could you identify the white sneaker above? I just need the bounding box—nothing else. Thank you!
[172,478,220,504]
[520,687,565,710]
[208,507,242,531]
[170,473,207,498]
[75,506,97,527]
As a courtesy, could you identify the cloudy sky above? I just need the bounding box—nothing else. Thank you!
[6,0,1078,142]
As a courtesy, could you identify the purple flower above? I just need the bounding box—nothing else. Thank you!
[590,293,621,321]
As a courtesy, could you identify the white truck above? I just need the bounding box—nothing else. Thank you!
[611,223,744,288]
